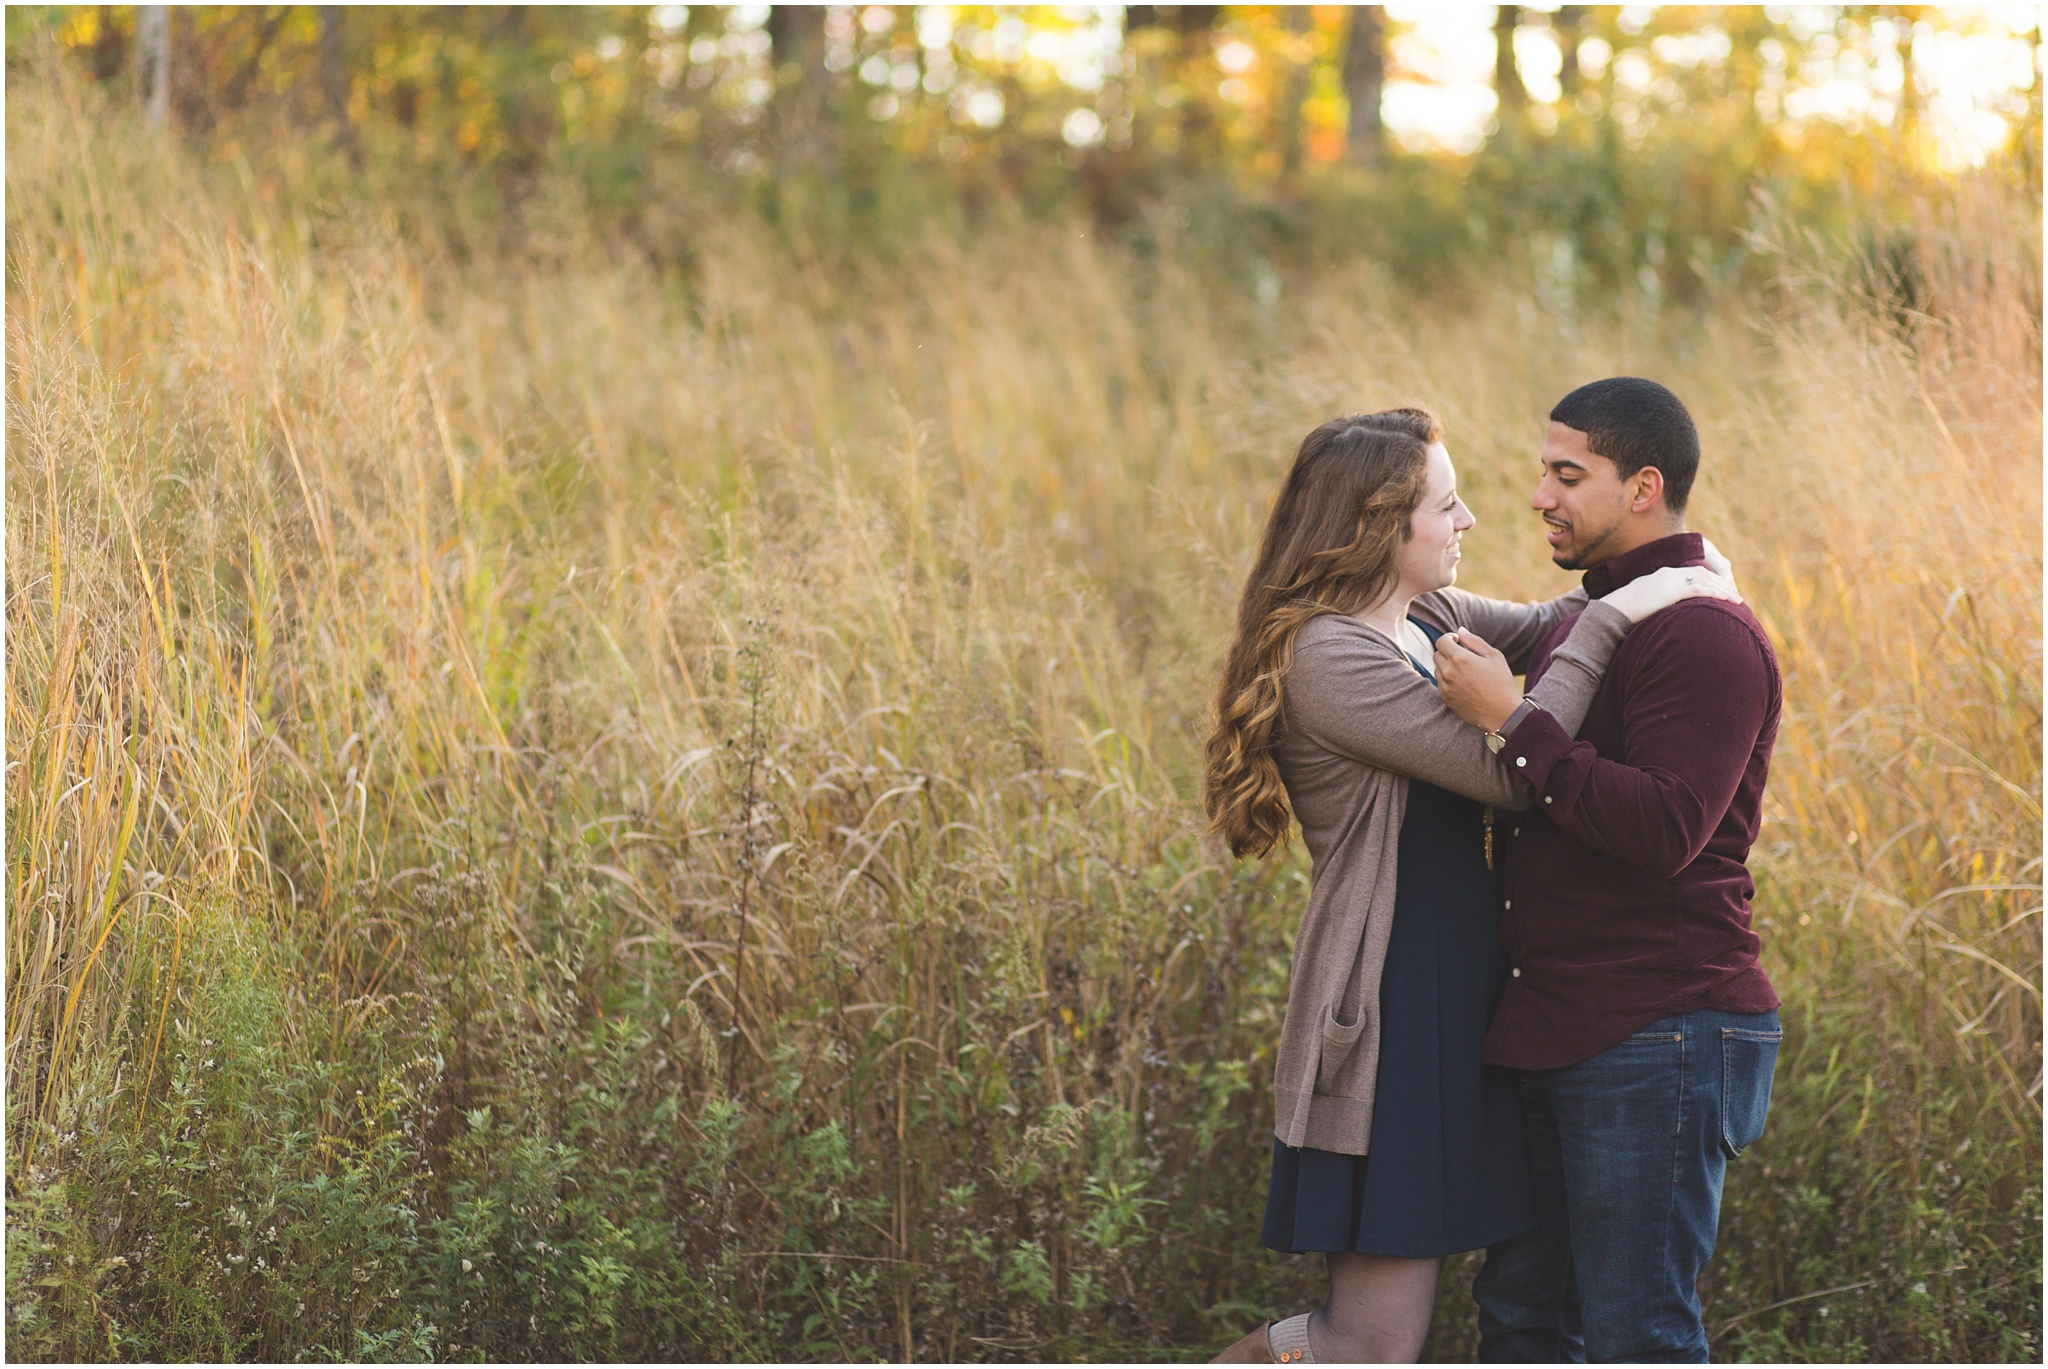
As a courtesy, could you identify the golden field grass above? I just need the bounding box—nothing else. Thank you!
[5,62,2040,1361]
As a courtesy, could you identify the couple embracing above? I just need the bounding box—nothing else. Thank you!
[1206,379,1782,1364]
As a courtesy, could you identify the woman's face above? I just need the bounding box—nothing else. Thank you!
[1394,442,1475,597]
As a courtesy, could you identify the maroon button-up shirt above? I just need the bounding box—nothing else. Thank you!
[1482,532,1781,1071]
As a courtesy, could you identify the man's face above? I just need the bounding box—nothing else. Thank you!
[1531,422,1639,570]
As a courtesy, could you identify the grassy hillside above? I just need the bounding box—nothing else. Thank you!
[6,62,2039,1361]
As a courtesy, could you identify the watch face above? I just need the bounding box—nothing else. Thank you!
[1485,732,1505,753]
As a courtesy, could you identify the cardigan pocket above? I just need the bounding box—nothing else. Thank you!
[1316,1004,1367,1093]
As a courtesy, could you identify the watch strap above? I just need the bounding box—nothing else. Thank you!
[1499,697,1540,738]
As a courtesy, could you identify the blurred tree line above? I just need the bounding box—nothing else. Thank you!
[15,5,2043,302]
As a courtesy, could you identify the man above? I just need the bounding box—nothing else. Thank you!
[1439,377,1783,1362]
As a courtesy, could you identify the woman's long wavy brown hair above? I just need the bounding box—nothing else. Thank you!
[1203,408,1443,858]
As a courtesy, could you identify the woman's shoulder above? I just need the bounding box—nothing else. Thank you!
[1408,588,1470,629]
[1288,615,1414,696]
[1294,612,1389,655]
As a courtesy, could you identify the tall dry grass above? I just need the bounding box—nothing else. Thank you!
[6,58,2039,1361]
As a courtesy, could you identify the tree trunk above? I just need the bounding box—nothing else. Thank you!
[1126,6,1221,36]
[1894,7,1921,129]
[219,7,293,110]
[767,5,823,79]
[1278,6,1311,179]
[1495,4,1525,116]
[766,7,830,164]
[319,8,348,117]
[137,5,170,127]
[1153,6,1222,161]
[318,7,360,164]
[1556,6,1587,101]
[1342,5,1385,165]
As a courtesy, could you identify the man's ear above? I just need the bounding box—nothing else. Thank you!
[1627,466,1665,513]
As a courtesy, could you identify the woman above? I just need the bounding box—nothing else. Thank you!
[1203,409,1737,1364]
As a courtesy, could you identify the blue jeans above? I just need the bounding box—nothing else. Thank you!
[1472,1008,1781,1363]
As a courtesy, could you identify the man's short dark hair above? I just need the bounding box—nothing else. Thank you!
[1549,377,1700,512]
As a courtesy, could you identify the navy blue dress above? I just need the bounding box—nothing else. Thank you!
[1260,619,1536,1257]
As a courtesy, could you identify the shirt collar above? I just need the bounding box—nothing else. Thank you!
[1581,532,1705,597]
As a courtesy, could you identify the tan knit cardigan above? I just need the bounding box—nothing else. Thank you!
[1268,588,1629,1155]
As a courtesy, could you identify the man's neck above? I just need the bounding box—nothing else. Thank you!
[1583,517,1686,571]
[1582,528,1705,597]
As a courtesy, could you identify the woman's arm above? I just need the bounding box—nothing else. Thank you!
[1412,585,1589,674]
[1435,566,1744,735]
[1284,612,1625,810]
[1517,601,1629,733]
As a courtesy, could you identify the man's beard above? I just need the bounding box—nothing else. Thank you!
[1548,516,1622,570]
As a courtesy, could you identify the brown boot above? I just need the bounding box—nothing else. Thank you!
[1210,1320,1275,1363]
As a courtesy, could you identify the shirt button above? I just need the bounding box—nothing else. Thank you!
[1513,827,1521,836]
[1512,967,1522,977]
[1505,899,1512,909]
[1515,756,1527,768]
[1543,796,1553,805]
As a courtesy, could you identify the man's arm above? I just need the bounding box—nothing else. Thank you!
[1491,606,1773,878]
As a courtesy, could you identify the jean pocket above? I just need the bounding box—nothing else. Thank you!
[1720,1027,1782,1158]
[1317,1005,1367,1093]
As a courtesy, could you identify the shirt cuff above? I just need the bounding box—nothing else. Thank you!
[1497,706,1576,794]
